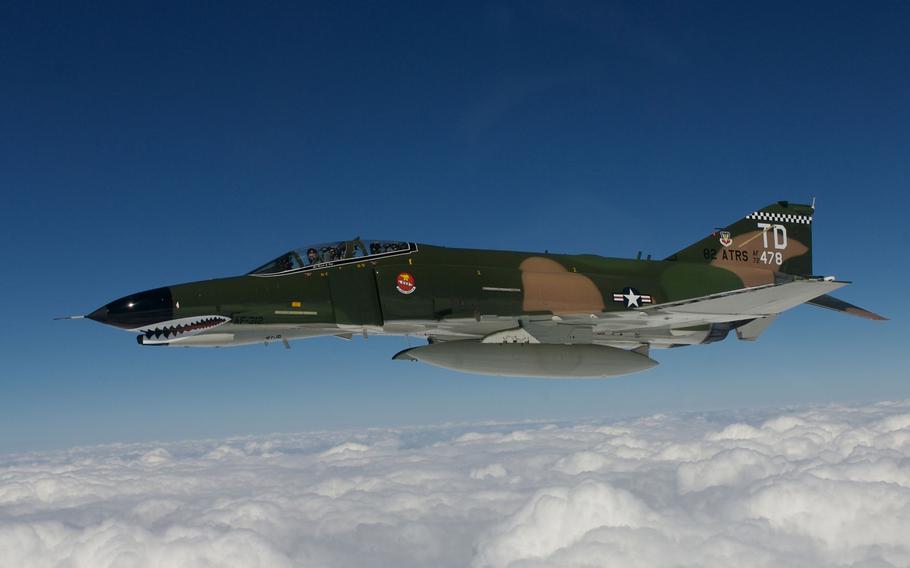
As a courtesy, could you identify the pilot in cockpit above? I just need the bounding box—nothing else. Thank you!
[306,248,320,265]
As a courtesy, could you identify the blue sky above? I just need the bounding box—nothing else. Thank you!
[1,1,907,453]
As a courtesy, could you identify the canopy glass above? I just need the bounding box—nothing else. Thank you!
[249,238,413,275]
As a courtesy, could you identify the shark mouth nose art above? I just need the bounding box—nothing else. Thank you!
[134,315,231,344]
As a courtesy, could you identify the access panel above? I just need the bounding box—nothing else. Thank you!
[328,266,383,326]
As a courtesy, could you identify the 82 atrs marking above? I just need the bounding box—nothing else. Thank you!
[704,248,750,263]
[704,222,789,266]
[704,247,783,265]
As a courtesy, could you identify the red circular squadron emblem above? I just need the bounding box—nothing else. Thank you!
[396,272,416,294]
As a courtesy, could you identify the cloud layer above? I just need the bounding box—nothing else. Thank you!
[2,400,909,567]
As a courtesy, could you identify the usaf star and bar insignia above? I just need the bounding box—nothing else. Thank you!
[612,287,653,309]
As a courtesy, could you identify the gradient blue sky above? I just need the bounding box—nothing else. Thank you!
[1,1,907,453]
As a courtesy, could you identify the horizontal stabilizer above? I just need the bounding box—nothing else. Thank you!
[806,294,887,321]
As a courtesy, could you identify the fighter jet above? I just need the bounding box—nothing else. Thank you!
[71,201,884,378]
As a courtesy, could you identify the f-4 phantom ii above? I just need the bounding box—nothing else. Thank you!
[74,201,884,378]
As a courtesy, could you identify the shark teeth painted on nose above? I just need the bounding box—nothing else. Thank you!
[133,315,231,343]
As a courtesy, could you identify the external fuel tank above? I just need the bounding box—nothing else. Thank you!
[392,340,657,378]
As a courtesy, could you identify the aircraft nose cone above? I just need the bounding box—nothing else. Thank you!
[86,306,110,324]
[88,287,174,329]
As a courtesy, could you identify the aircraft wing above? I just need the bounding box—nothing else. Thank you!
[425,278,869,346]
[639,277,848,320]
[527,277,848,331]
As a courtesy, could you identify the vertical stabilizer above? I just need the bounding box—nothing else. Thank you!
[666,201,813,276]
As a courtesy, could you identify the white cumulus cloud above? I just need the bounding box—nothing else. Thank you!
[1,400,909,567]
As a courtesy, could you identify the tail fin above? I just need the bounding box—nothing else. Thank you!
[665,201,814,276]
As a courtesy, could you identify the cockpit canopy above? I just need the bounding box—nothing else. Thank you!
[249,238,415,275]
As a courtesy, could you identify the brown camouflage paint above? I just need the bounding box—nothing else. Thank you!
[519,257,605,314]
[709,231,810,287]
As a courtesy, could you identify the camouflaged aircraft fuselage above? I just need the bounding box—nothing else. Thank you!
[79,202,884,378]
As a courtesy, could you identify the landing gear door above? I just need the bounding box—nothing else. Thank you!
[328,266,384,326]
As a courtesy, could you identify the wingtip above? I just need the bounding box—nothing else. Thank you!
[852,309,888,321]
[806,295,887,321]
